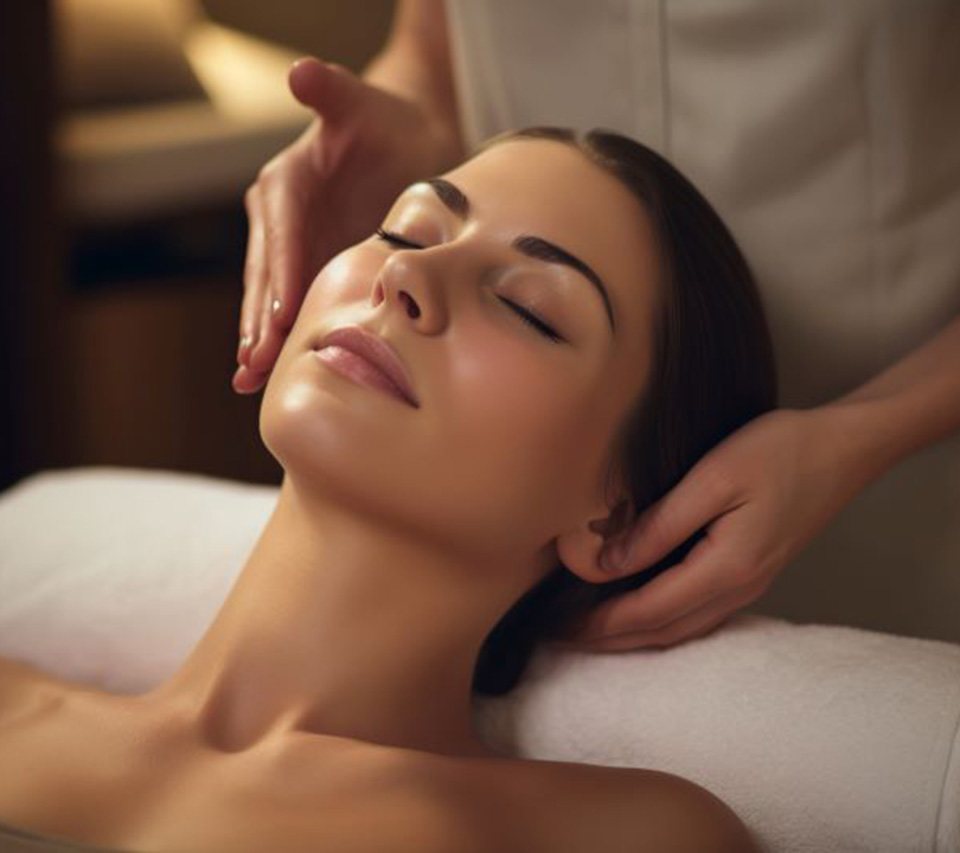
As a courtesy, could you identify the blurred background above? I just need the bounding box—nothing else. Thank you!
[0,0,395,493]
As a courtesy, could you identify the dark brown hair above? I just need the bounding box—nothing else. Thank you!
[470,126,778,696]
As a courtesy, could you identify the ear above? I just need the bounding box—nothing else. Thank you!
[555,496,633,583]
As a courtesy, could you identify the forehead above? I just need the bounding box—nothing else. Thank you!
[411,138,659,334]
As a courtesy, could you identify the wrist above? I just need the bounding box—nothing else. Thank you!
[422,112,467,172]
[812,395,909,488]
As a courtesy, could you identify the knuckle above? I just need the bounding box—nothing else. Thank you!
[257,164,271,184]
[264,215,282,245]
[256,157,281,184]
[244,184,260,214]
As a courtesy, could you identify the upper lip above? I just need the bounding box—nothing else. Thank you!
[314,325,419,408]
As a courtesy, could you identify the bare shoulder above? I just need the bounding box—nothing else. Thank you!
[0,655,69,727]
[505,760,759,853]
[239,743,759,853]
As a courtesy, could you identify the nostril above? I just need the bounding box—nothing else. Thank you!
[400,292,421,318]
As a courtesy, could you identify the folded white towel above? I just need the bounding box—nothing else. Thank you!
[478,614,960,853]
[1,467,957,852]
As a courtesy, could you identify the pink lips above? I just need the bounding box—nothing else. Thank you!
[312,325,419,408]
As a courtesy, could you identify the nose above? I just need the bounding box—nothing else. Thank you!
[397,290,421,318]
[374,279,421,318]
[373,250,433,324]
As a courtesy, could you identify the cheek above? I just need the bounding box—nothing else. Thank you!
[298,246,381,316]
[277,250,376,363]
[452,329,561,416]
[445,331,590,488]
[452,318,596,435]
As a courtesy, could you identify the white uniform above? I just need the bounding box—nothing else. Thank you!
[444,0,960,644]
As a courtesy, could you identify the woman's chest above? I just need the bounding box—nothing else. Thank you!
[0,694,511,852]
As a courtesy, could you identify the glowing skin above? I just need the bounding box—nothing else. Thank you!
[139,137,661,759]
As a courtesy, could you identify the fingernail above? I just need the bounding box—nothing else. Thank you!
[601,541,629,574]
[271,297,282,318]
[237,334,252,365]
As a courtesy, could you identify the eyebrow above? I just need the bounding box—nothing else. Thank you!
[410,177,616,334]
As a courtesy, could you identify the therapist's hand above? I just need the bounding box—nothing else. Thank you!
[553,406,881,652]
[233,56,463,394]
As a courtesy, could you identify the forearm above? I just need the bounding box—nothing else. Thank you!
[820,312,960,482]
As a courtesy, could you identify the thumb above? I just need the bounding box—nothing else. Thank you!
[607,467,733,572]
[288,57,366,125]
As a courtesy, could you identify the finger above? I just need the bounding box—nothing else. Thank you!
[238,186,268,366]
[248,275,283,376]
[243,184,271,370]
[246,176,306,374]
[264,184,307,338]
[570,591,752,654]
[231,364,269,395]
[573,527,741,639]
[605,456,744,573]
[289,56,366,126]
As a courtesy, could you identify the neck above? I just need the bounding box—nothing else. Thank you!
[138,475,548,758]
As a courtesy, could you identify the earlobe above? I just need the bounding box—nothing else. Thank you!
[557,498,632,582]
[591,495,633,538]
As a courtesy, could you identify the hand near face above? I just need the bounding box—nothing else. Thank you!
[553,407,880,652]
[233,57,464,395]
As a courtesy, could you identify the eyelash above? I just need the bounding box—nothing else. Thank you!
[374,227,563,343]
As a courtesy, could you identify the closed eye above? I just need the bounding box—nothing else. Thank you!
[374,227,563,343]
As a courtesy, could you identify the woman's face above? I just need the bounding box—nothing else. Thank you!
[260,138,659,564]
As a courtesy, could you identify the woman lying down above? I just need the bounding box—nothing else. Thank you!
[0,127,774,852]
